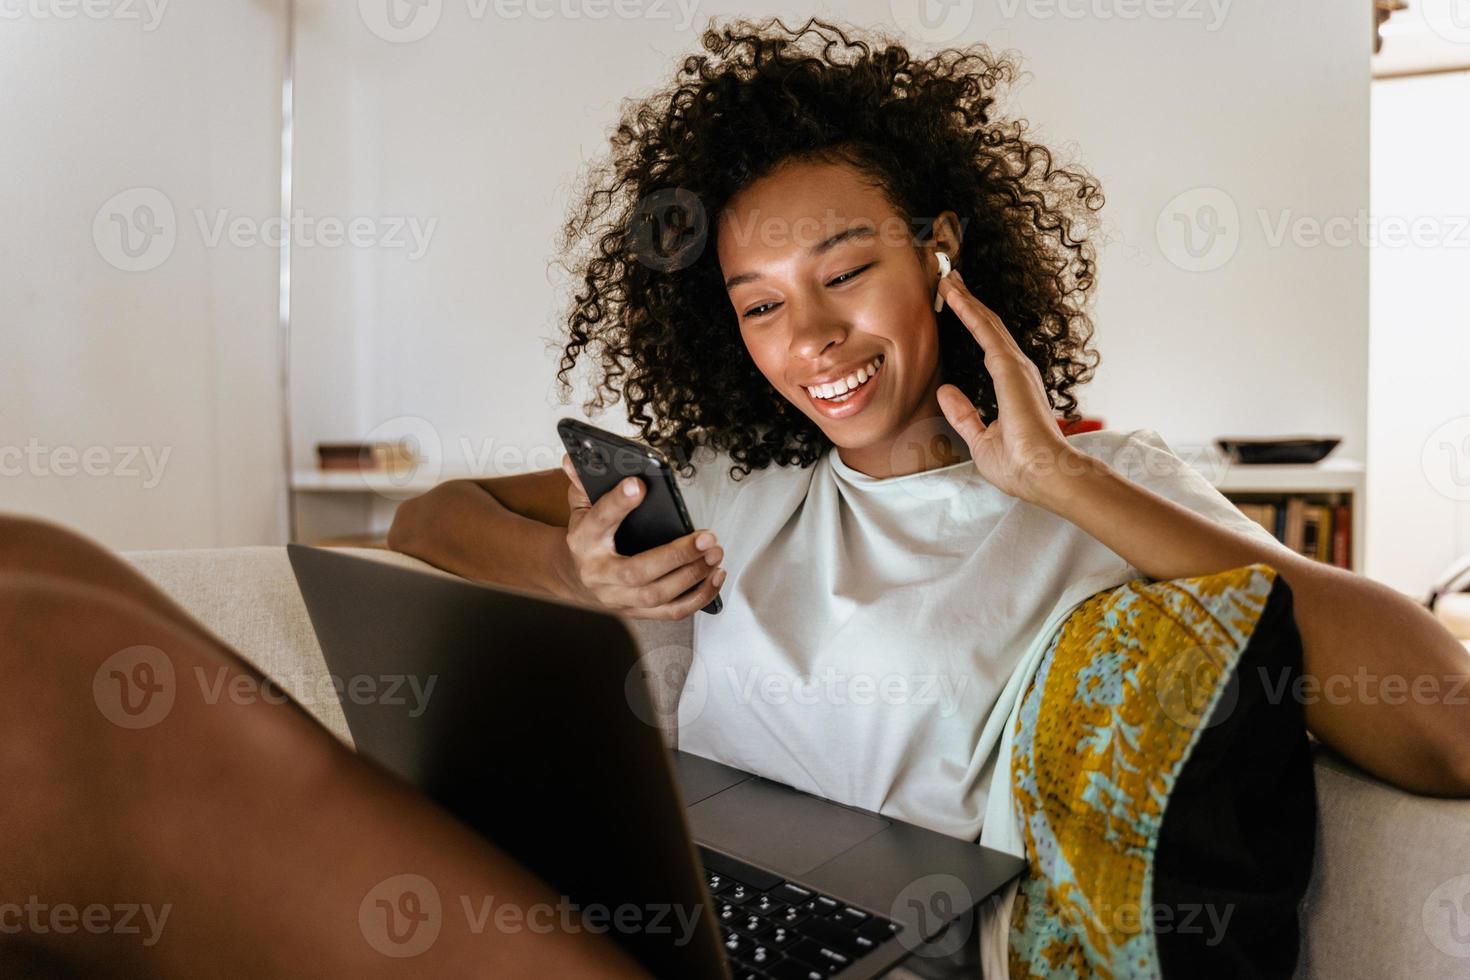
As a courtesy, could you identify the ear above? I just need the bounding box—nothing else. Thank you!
[928,210,964,274]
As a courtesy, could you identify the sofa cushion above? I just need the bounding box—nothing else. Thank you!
[1008,563,1315,978]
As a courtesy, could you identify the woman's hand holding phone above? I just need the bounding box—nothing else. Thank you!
[555,453,727,620]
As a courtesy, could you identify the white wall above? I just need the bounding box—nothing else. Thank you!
[5,1,1373,548]
[1,0,287,549]
[290,0,1371,489]
[1368,71,1470,597]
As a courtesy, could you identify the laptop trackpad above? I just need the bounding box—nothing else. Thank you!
[688,779,891,877]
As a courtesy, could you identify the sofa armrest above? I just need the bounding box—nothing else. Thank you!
[122,546,699,748]
[122,546,440,745]
[1298,747,1470,978]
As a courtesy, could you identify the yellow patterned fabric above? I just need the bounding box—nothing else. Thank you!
[1007,562,1281,979]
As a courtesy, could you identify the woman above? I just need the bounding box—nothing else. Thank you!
[3,15,1465,980]
[389,15,1470,971]
[392,17,1469,805]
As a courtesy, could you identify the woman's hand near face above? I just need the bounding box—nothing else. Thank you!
[555,454,726,620]
[933,269,1083,503]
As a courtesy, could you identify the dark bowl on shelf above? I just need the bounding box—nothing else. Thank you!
[1215,437,1342,465]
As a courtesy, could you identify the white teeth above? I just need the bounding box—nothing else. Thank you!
[806,355,883,401]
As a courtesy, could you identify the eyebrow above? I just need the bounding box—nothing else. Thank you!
[723,224,876,291]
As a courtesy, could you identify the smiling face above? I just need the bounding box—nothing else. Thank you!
[717,157,969,478]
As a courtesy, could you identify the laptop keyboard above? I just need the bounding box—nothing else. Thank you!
[698,846,902,979]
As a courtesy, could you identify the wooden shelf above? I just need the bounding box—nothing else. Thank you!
[1200,454,1365,573]
[291,469,474,494]
[1207,455,1365,495]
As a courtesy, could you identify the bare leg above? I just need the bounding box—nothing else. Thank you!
[0,517,648,979]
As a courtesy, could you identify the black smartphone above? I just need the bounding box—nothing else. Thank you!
[556,418,722,615]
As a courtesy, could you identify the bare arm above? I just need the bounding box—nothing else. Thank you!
[932,266,1470,798]
[387,468,580,600]
[388,459,726,620]
[1035,454,1470,797]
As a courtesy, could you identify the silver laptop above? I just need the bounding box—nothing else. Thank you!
[288,544,1023,979]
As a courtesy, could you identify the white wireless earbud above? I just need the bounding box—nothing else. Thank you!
[934,251,952,313]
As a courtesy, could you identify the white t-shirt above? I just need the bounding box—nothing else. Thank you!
[672,428,1279,841]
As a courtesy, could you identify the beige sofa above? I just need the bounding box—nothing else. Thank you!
[123,546,1470,979]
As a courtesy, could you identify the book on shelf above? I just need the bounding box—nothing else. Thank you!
[1225,492,1352,569]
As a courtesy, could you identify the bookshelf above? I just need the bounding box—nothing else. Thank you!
[1204,453,1366,573]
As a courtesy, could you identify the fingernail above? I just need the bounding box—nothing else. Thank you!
[623,478,640,497]
[712,569,727,587]
[695,532,714,550]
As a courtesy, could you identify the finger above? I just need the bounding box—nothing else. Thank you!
[633,566,726,621]
[618,529,719,584]
[561,453,591,512]
[583,475,645,540]
[624,553,722,609]
[936,383,987,448]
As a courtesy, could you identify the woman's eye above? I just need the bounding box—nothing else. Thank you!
[743,263,873,318]
[827,263,873,287]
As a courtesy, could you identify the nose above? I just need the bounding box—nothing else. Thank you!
[787,302,848,363]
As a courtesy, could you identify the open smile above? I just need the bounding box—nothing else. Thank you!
[803,354,884,420]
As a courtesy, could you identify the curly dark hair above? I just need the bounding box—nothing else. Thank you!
[553,15,1103,480]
